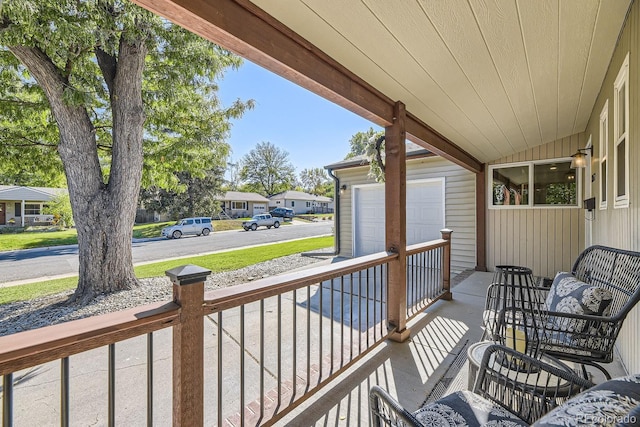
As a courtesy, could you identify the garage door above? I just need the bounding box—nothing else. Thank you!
[253,203,266,215]
[353,179,445,257]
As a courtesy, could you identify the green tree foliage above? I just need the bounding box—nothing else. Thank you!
[0,0,252,300]
[43,193,74,228]
[345,127,383,159]
[240,141,295,196]
[345,128,386,182]
[299,167,330,195]
[139,168,226,220]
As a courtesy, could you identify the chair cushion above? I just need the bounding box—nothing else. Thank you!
[545,272,613,332]
[532,374,640,426]
[413,390,528,427]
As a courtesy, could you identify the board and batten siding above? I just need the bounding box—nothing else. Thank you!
[334,156,476,274]
[487,135,587,279]
[582,0,640,376]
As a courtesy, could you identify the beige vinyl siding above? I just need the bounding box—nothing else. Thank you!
[582,0,640,375]
[487,135,586,279]
[335,156,476,274]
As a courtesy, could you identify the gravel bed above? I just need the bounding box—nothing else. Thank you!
[0,252,334,337]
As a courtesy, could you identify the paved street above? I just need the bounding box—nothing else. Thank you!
[0,220,333,285]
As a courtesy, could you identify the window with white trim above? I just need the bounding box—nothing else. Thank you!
[489,159,579,208]
[599,100,608,209]
[24,204,42,215]
[613,53,629,208]
[231,201,247,210]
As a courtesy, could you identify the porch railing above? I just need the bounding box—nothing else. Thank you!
[0,233,451,426]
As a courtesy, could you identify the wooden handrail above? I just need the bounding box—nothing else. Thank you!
[405,238,448,256]
[0,301,180,375]
[203,251,398,314]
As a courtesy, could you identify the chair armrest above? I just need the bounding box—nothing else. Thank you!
[369,385,422,427]
[473,344,593,425]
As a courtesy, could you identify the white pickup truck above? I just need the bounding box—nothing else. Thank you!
[242,213,281,231]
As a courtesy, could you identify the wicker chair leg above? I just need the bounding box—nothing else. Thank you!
[580,360,612,380]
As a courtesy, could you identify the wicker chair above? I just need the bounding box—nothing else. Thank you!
[370,344,593,426]
[490,245,640,379]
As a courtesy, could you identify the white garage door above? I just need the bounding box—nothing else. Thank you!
[253,203,266,215]
[353,179,445,257]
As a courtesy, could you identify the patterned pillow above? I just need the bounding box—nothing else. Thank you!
[532,374,640,426]
[413,390,528,427]
[544,272,613,332]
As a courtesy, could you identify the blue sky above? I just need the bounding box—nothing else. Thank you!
[217,60,380,173]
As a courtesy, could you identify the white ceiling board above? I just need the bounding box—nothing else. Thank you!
[249,0,631,164]
[573,0,631,132]
[364,0,505,160]
[294,0,492,159]
[417,0,528,154]
[557,0,600,138]
[518,0,559,144]
[469,0,541,150]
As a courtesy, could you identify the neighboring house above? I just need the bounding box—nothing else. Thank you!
[0,185,67,227]
[325,144,476,275]
[268,190,334,214]
[219,191,270,217]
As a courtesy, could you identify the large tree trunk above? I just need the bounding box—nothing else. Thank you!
[10,37,147,302]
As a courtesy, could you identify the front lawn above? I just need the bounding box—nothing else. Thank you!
[0,236,333,305]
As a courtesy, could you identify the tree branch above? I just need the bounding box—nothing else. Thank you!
[0,98,47,107]
[95,47,117,97]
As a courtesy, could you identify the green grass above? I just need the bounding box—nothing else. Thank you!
[0,228,79,251]
[0,220,262,251]
[0,236,333,305]
[0,277,78,305]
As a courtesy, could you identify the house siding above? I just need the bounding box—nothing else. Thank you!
[487,134,586,279]
[335,156,476,274]
[582,0,640,375]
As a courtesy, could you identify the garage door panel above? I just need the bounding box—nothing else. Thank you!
[354,180,445,257]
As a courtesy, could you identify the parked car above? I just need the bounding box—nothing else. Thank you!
[161,217,213,239]
[269,207,295,219]
[242,214,280,231]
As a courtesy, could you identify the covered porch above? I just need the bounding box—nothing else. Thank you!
[0,254,628,426]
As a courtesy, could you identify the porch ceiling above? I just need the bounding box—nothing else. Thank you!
[250,0,630,163]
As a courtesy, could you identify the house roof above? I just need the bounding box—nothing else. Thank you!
[133,0,631,169]
[270,191,332,202]
[0,185,66,201]
[325,142,433,170]
[221,191,269,203]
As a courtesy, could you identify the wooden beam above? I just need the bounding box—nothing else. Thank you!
[130,0,483,173]
[385,101,409,342]
[475,169,488,271]
[406,112,482,173]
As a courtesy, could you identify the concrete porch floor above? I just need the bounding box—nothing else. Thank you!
[279,270,629,426]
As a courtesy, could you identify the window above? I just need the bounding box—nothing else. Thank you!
[291,201,295,207]
[599,101,609,209]
[306,201,311,208]
[14,203,21,216]
[613,53,629,208]
[24,204,41,215]
[489,159,578,208]
[231,201,247,210]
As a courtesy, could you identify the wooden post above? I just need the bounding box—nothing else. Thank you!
[166,265,210,427]
[475,168,488,271]
[441,229,453,300]
[386,101,409,342]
